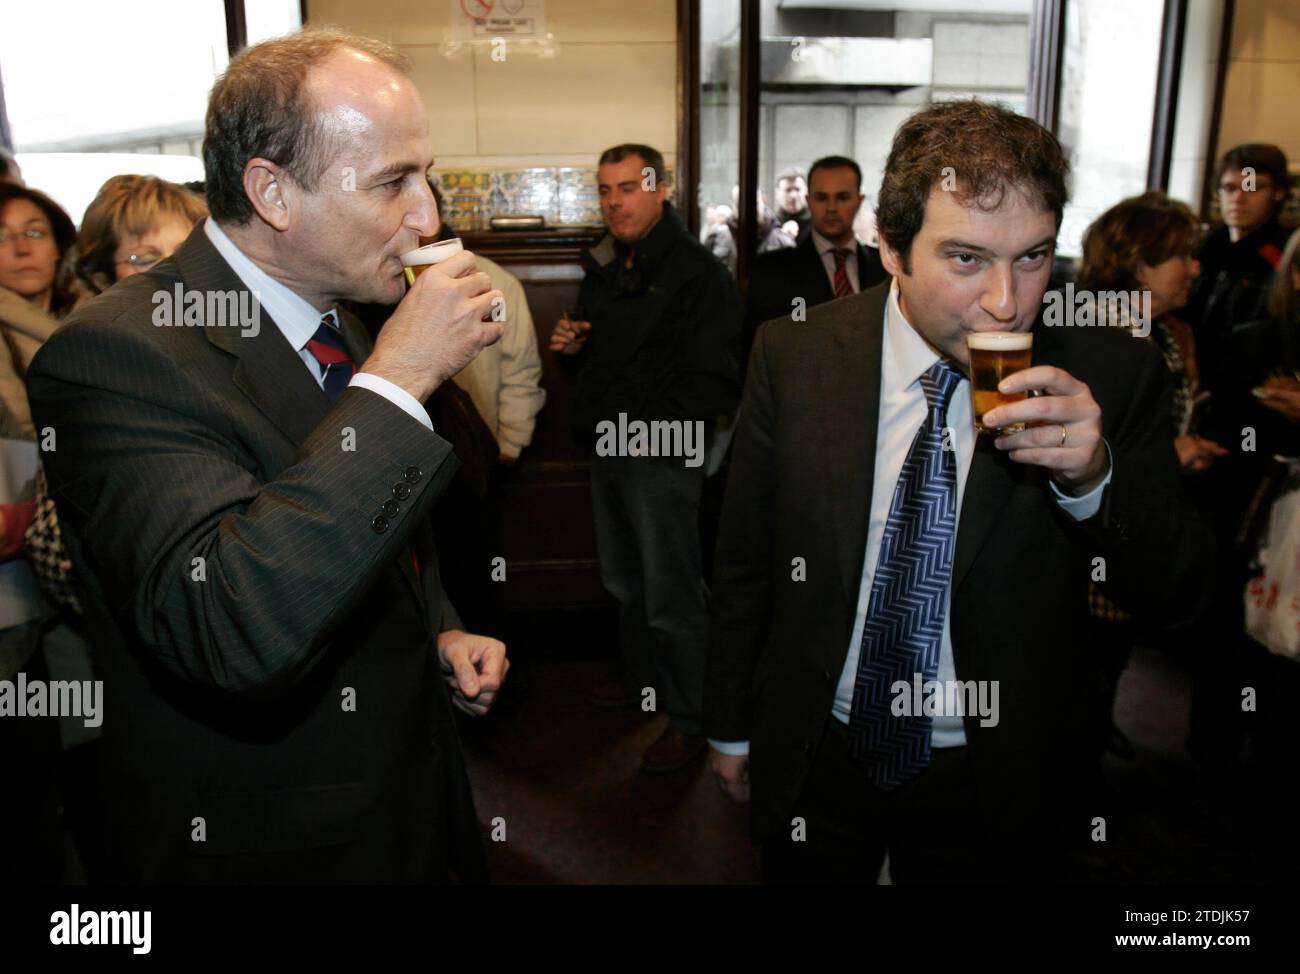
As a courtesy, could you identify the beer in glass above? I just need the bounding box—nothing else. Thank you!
[967,331,1033,434]
[400,238,464,286]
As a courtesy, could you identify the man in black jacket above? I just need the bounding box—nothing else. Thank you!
[742,155,887,365]
[1187,143,1293,415]
[550,143,741,773]
[1183,144,1296,766]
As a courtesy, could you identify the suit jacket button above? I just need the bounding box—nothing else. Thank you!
[392,482,412,500]
[382,499,400,517]
[823,669,832,683]
[404,465,422,484]
[371,515,389,534]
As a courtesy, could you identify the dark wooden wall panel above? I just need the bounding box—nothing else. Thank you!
[461,229,611,610]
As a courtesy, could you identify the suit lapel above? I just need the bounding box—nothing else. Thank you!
[173,228,331,447]
[174,229,428,613]
[951,441,1021,593]
[800,237,835,306]
[820,286,888,611]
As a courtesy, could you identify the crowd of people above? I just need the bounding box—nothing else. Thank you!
[0,23,1296,885]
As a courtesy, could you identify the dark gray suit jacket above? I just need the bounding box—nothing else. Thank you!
[27,226,486,883]
[707,281,1213,860]
[742,234,887,365]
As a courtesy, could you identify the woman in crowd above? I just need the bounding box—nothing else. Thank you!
[1076,191,1226,762]
[0,180,82,881]
[0,182,79,437]
[74,174,207,296]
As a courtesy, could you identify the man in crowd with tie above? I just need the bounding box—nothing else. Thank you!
[741,155,886,365]
[27,27,508,882]
[706,100,1212,882]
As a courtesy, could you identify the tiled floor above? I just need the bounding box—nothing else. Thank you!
[460,633,1296,884]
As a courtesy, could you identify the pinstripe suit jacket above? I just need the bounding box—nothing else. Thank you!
[27,226,486,883]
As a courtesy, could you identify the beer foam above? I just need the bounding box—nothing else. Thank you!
[400,238,464,267]
[966,331,1032,351]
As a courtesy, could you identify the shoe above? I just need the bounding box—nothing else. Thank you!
[641,726,706,774]
[584,677,639,710]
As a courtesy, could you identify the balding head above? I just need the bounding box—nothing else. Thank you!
[203,27,413,224]
[205,27,439,309]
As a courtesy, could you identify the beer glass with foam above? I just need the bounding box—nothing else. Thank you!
[967,332,1033,434]
[400,238,464,286]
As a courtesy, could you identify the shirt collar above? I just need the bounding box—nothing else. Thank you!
[811,229,854,259]
[203,217,336,352]
[883,277,952,397]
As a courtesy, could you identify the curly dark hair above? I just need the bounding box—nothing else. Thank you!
[877,99,1070,273]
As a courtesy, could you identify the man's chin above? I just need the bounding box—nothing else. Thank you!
[370,273,407,308]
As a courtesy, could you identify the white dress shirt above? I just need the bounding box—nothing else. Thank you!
[710,279,1111,756]
[811,229,859,295]
[203,218,432,431]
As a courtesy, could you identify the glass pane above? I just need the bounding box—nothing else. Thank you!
[698,0,743,276]
[1,0,226,221]
[758,1,1033,250]
[1,0,228,152]
[1056,0,1164,257]
[245,0,304,47]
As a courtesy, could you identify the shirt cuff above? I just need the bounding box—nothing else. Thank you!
[350,372,433,432]
[1049,440,1112,521]
[708,738,750,756]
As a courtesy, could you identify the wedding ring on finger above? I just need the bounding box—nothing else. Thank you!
[1059,424,1067,448]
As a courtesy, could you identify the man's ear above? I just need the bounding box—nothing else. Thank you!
[242,158,292,231]
[878,232,906,278]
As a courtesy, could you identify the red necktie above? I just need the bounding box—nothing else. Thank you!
[305,312,355,401]
[831,248,854,298]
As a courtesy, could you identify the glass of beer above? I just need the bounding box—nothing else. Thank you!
[967,331,1033,434]
[400,238,464,286]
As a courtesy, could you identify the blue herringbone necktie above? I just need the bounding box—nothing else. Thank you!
[847,358,963,790]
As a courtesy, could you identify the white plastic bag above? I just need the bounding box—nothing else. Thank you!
[1245,468,1300,659]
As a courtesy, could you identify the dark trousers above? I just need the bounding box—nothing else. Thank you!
[764,719,1049,884]
[0,631,63,883]
[589,454,708,734]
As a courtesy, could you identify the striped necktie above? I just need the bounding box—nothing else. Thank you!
[830,248,854,297]
[306,311,355,402]
[847,358,963,790]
